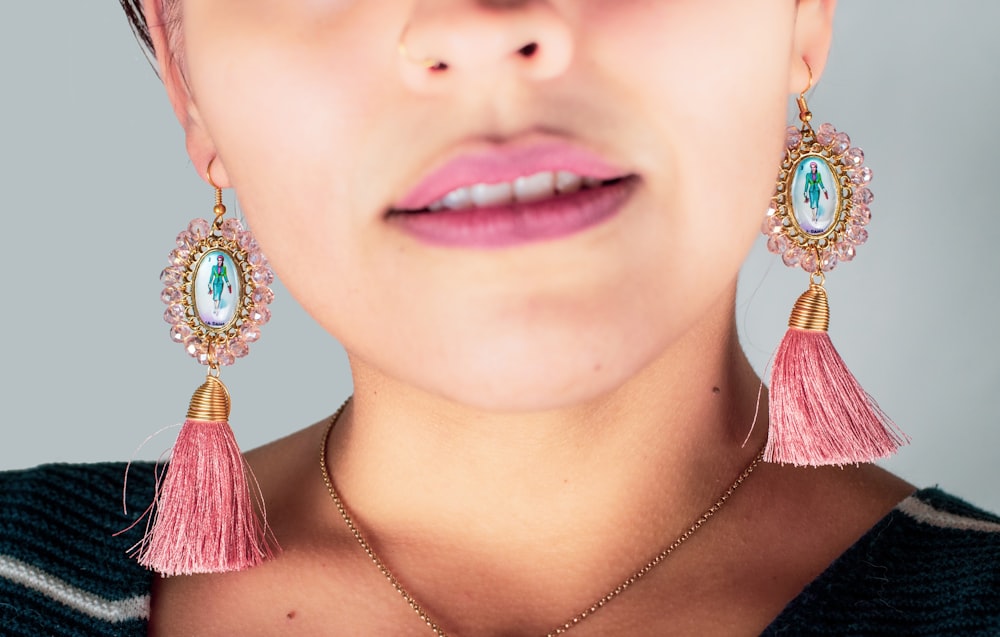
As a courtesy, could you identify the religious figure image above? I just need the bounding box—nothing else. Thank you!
[804,161,828,222]
[194,250,240,328]
[790,157,838,235]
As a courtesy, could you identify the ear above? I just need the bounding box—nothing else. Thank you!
[788,0,838,93]
[142,0,231,187]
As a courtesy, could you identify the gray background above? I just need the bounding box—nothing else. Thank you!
[1,3,997,511]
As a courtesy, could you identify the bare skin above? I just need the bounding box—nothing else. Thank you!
[149,295,912,636]
[141,0,915,634]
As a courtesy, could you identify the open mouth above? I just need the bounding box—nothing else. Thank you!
[386,174,639,248]
[388,171,632,215]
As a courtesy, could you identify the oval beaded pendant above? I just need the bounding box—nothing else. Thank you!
[161,217,274,367]
[758,79,907,467]
[763,122,874,275]
[136,179,278,575]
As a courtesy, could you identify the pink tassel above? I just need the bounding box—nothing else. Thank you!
[765,283,908,466]
[135,376,274,575]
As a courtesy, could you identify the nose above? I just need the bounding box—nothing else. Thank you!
[398,0,573,91]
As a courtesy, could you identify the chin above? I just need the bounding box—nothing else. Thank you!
[396,336,659,413]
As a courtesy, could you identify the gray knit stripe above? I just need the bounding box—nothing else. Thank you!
[0,554,149,623]
[897,496,1000,533]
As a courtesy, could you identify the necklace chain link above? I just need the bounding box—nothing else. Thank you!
[319,402,764,636]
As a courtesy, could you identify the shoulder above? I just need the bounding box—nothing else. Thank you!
[766,488,1000,635]
[0,463,157,636]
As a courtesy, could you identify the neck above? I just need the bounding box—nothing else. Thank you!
[325,293,766,572]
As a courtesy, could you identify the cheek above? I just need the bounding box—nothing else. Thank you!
[588,1,792,306]
[182,3,410,318]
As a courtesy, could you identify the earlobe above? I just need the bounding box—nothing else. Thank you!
[141,0,228,187]
[788,0,838,93]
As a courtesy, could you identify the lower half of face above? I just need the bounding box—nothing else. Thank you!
[180,0,798,410]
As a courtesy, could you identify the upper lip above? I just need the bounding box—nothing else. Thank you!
[391,137,632,212]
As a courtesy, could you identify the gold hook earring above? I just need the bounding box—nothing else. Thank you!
[759,61,908,467]
[135,157,278,575]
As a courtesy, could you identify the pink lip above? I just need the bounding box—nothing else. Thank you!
[393,140,629,211]
[388,176,638,248]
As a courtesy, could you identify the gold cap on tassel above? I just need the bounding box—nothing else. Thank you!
[186,375,232,422]
[787,283,830,332]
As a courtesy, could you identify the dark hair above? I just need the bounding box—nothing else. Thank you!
[120,0,154,55]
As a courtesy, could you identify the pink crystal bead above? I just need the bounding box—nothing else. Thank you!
[250,306,272,325]
[854,187,874,205]
[847,225,869,246]
[188,218,211,240]
[215,346,236,367]
[816,123,836,146]
[168,248,191,267]
[252,286,274,306]
[767,234,788,255]
[852,204,871,226]
[248,250,267,267]
[170,323,193,343]
[184,336,204,359]
[762,214,784,236]
[160,267,184,287]
[836,242,857,262]
[850,166,873,185]
[782,247,801,268]
[230,340,250,359]
[237,230,258,252]
[819,251,838,272]
[831,132,851,155]
[175,230,196,250]
[252,267,275,287]
[240,323,261,343]
[164,303,186,324]
[785,126,802,149]
[800,250,818,273]
[845,147,865,167]
[195,348,211,366]
[161,287,183,305]
[221,218,244,241]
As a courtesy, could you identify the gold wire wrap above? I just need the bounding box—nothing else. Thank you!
[787,283,830,332]
[186,374,232,421]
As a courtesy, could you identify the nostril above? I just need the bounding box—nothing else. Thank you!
[518,42,539,58]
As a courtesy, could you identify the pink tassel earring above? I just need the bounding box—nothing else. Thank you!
[138,159,277,574]
[761,65,908,466]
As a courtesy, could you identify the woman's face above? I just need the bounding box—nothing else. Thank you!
[161,0,829,410]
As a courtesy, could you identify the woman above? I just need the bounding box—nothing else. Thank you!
[1,1,998,635]
[207,253,231,316]
[802,160,828,224]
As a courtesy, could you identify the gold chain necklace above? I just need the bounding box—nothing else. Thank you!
[319,401,764,636]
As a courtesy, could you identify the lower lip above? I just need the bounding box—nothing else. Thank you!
[387,178,638,248]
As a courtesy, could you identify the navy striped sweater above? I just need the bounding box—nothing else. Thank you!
[1,464,998,635]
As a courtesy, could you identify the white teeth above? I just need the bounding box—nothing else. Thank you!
[555,171,583,194]
[514,171,556,202]
[471,182,514,207]
[424,171,608,211]
[442,187,473,210]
